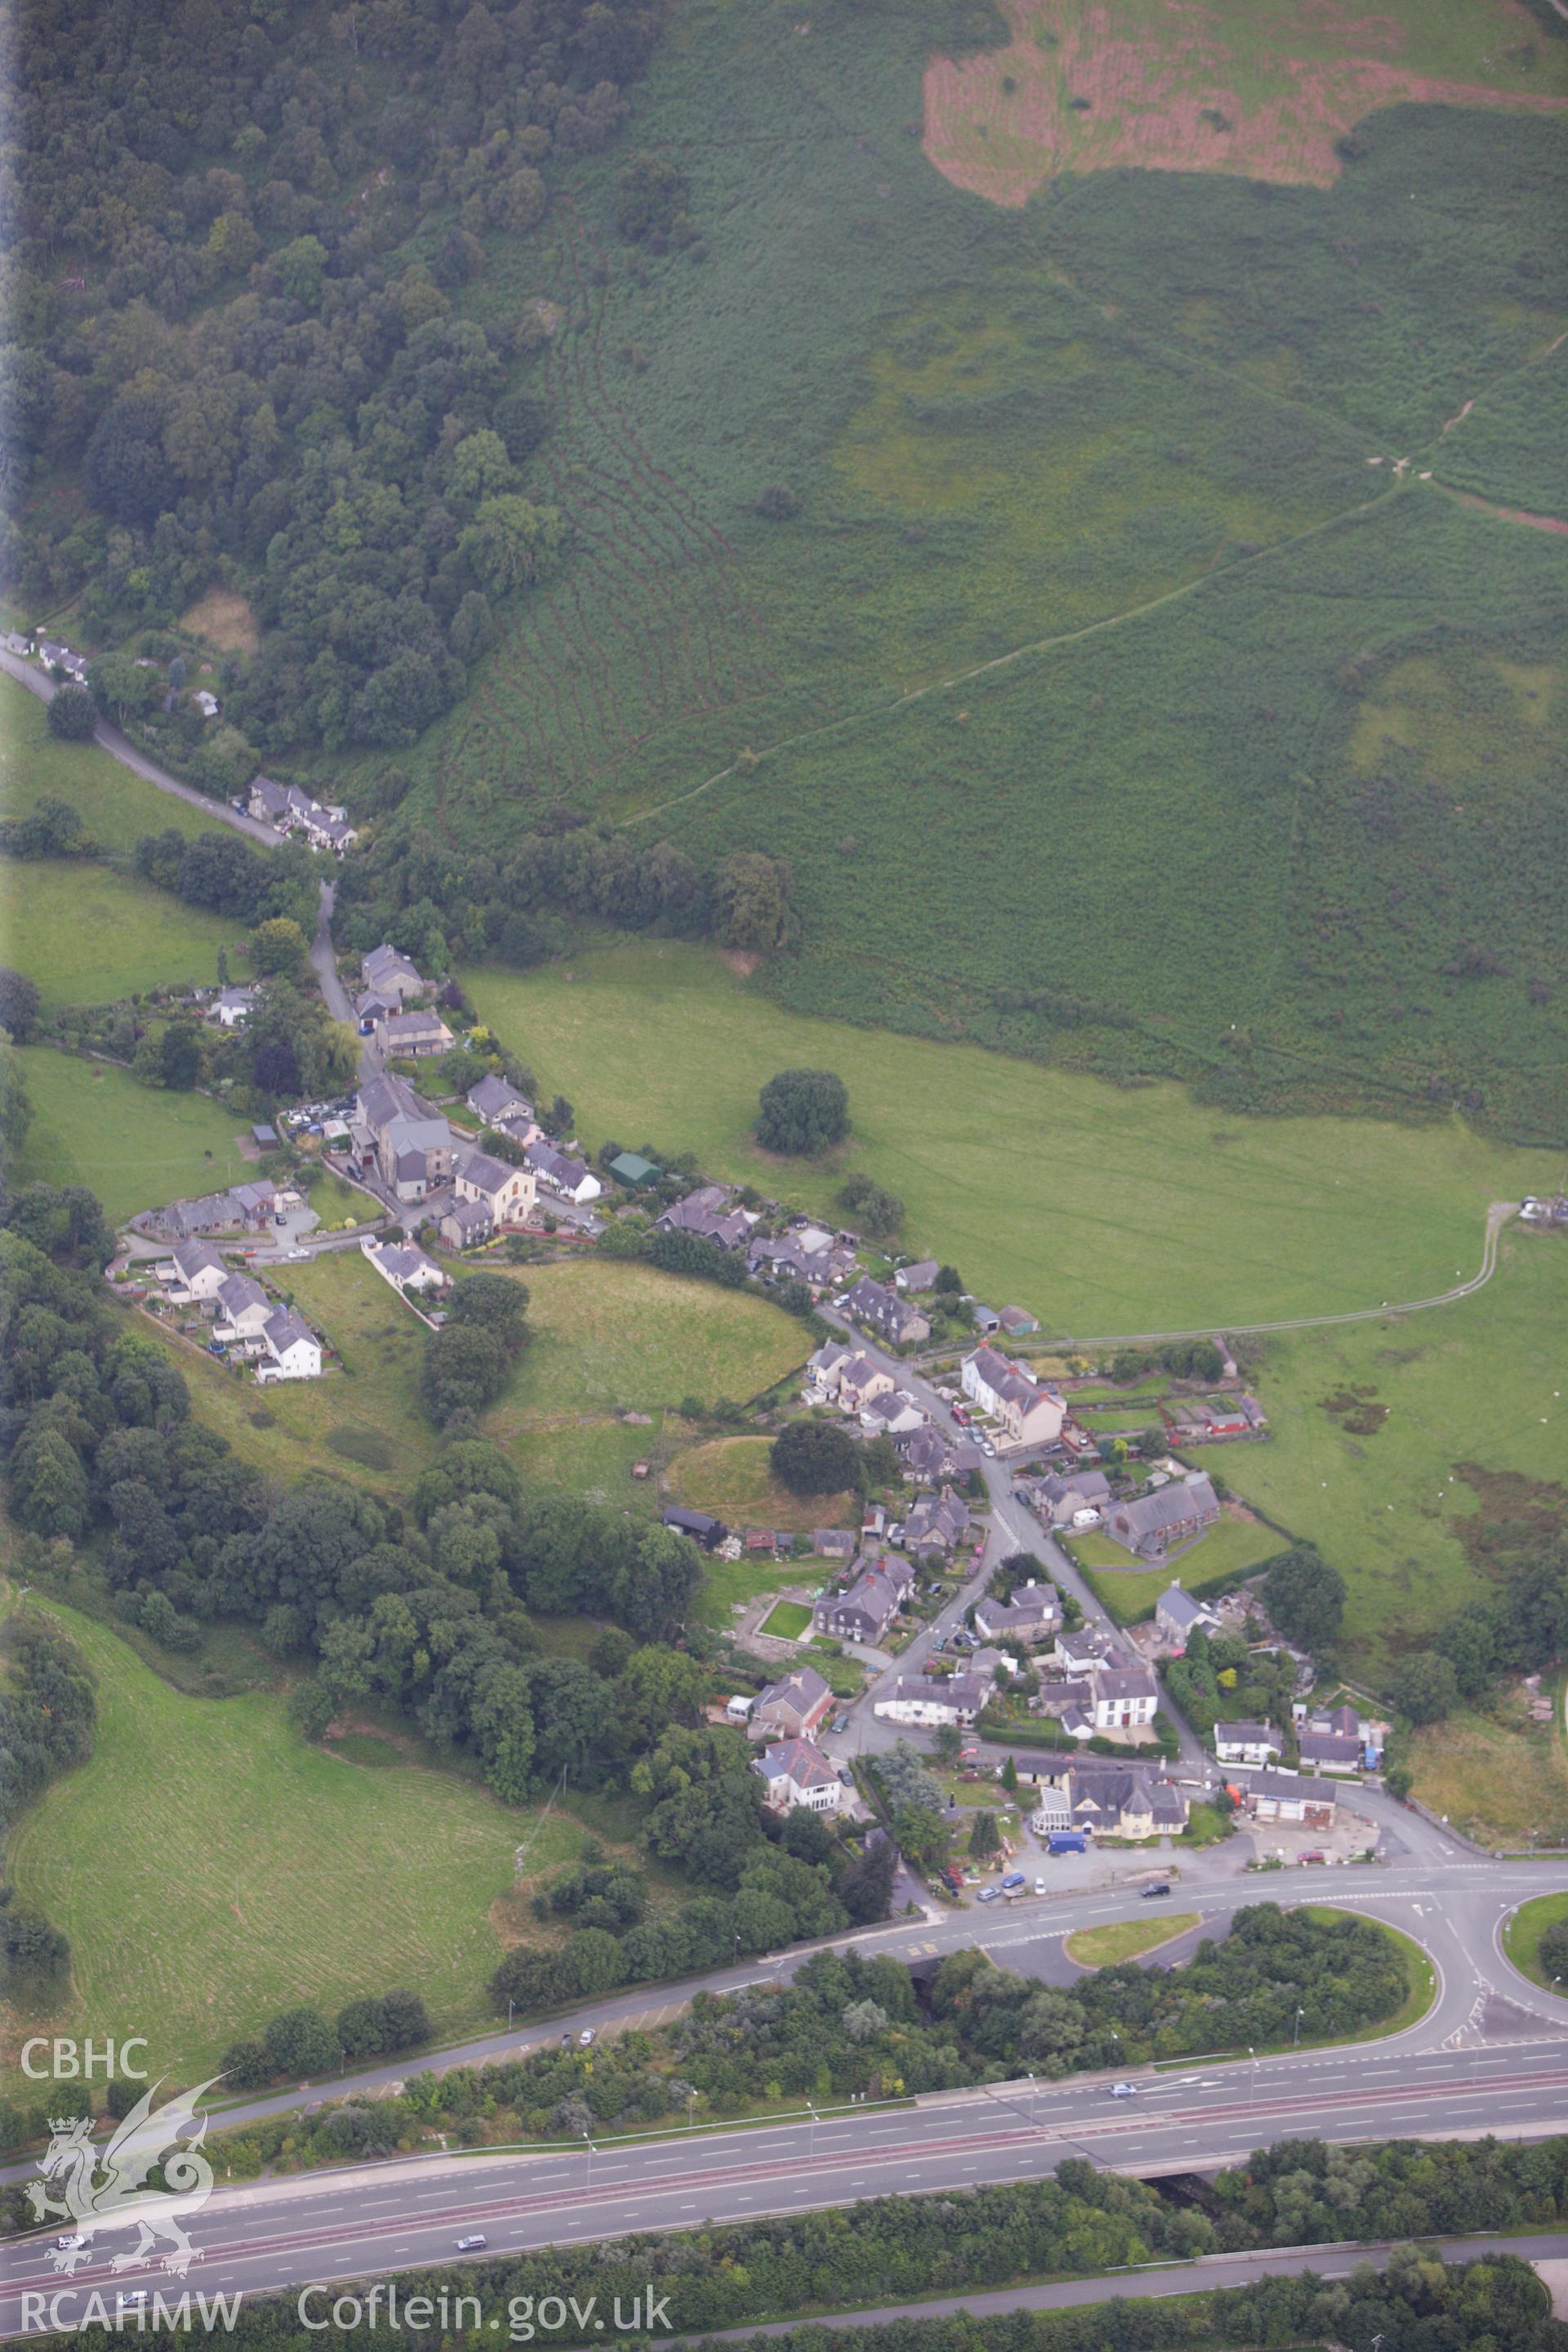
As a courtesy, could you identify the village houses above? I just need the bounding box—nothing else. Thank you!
[361,1236,445,1297]
[748,1665,835,1743]
[960,1346,1066,1452]
[1103,1472,1221,1559]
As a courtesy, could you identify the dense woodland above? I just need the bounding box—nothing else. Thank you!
[6,0,663,754]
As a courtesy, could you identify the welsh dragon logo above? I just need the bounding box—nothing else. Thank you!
[26,2079,219,2276]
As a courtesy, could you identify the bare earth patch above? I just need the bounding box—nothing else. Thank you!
[180,586,261,655]
[924,0,1568,204]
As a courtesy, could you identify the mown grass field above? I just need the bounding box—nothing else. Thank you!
[1220,1230,1568,1676]
[466,942,1560,1332]
[5,1607,587,2076]
[0,674,229,858]
[12,1047,252,1223]
[1,857,248,1012]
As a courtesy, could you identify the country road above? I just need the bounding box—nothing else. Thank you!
[0,648,279,849]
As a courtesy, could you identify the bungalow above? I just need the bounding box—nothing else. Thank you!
[376,1009,454,1060]
[526,1139,603,1205]
[206,987,260,1029]
[751,1665,834,1743]
[873,1673,991,1729]
[1155,1579,1222,1649]
[1103,1472,1221,1560]
[840,1275,929,1349]
[361,1236,445,1295]
[836,1354,895,1414]
[998,1305,1040,1336]
[812,1530,857,1561]
[1240,1770,1338,1829]
[813,1562,908,1646]
[960,1346,1066,1453]
[894,1259,939,1294]
[213,1272,273,1343]
[1214,1721,1281,1767]
[162,1239,229,1303]
[973,1582,1060,1647]
[657,1186,751,1249]
[440,1196,494,1250]
[1297,1732,1365,1776]
[752,1738,843,1814]
[454,1147,537,1229]
[257,1307,322,1381]
[39,638,89,684]
[902,1484,969,1558]
[468,1074,534,1129]
[361,944,424,1004]
[608,1152,660,1188]
[662,1506,728,1551]
[1092,1662,1159,1731]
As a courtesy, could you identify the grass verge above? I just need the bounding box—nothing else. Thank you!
[1503,1893,1568,1996]
[1064,1913,1200,1968]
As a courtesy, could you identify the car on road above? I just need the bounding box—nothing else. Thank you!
[1108,2082,1137,2099]
[980,1440,996,1456]
[578,2026,596,2046]
[287,1247,310,1259]
[976,1885,1001,1903]
[456,2235,488,2252]
[56,2236,85,2252]
[1141,1882,1172,1899]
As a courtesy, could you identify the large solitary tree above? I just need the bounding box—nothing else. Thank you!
[756,1067,849,1156]
[770,1415,862,1498]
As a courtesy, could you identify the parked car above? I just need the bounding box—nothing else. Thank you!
[457,2235,488,2252]
[578,2027,595,2047]
[1300,1850,1327,1864]
[1033,1878,1048,1895]
[1000,1872,1025,1891]
[976,1886,1001,1904]
[831,1714,849,1735]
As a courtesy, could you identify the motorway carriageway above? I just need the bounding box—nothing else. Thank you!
[11,2042,1568,2332]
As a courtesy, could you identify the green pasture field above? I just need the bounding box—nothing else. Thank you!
[490,1258,810,1423]
[11,1046,252,1223]
[1411,1681,1568,1851]
[0,674,229,858]
[0,856,248,1012]
[1503,1891,1568,1993]
[1219,1227,1568,1677]
[302,1165,379,1228]
[7,1606,591,2075]
[465,942,1561,1333]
